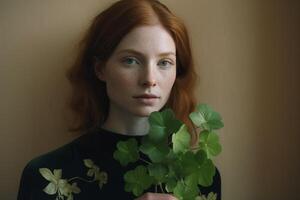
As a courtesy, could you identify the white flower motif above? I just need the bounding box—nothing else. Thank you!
[39,168,81,200]
[84,159,108,189]
[39,159,107,199]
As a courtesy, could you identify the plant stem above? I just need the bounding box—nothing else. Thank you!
[139,158,152,165]
[159,183,165,193]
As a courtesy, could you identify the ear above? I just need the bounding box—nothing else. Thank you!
[94,57,106,82]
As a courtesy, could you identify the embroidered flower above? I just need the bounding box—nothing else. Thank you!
[196,192,217,200]
[39,168,81,200]
[83,159,108,189]
[39,159,107,199]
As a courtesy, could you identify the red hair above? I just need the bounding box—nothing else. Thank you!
[65,0,199,143]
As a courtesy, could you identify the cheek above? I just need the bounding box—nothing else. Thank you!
[162,70,176,89]
[107,71,135,90]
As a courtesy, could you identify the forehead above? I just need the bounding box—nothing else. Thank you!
[113,25,176,56]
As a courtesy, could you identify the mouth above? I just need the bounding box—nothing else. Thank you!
[133,95,160,105]
[133,94,160,98]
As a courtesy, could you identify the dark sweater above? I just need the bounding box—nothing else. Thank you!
[17,128,221,200]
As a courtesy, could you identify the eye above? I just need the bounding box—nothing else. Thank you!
[158,59,174,68]
[122,57,140,66]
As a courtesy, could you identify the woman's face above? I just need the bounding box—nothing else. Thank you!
[96,25,176,117]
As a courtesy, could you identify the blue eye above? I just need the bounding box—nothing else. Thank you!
[122,57,139,65]
[158,60,173,68]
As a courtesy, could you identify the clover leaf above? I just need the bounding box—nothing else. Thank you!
[165,177,177,193]
[139,139,169,163]
[112,103,223,199]
[173,180,199,200]
[172,124,191,154]
[195,151,216,187]
[124,166,154,196]
[180,151,199,176]
[113,138,139,166]
[176,150,216,187]
[147,163,168,183]
[149,109,182,140]
[199,130,222,159]
[189,104,224,131]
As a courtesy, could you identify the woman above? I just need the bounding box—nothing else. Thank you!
[17,0,221,199]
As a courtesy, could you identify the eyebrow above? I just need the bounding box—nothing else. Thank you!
[116,49,176,57]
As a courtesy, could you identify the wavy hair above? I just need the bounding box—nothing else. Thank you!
[65,0,199,144]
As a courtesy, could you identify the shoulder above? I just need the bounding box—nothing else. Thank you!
[19,137,76,181]
[24,132,96,170]
[17,133,93,199]
[26,139,77,170]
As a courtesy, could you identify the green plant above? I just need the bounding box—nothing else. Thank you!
[113,104,224,200]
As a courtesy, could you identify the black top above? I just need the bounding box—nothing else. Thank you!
[17,128,221,200]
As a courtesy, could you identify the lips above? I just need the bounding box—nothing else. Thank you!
[133,94,159,98]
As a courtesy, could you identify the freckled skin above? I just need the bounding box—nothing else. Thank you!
[95,25,178,199]
[96,25,177,118]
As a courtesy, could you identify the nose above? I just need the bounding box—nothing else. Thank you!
[140,64,157,87]
[143,79,156,87]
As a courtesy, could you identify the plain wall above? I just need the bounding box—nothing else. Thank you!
[0,0,299,199]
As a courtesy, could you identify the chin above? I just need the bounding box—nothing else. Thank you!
[132,107,160,117]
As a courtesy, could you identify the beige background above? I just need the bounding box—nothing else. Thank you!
[1,0,299,199]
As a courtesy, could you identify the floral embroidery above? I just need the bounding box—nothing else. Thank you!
[39,159,108,200]
[196,192,217,200]
[83,159,108,189]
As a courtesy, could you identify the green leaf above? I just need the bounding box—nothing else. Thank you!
[113,139,139,166]
[173,180,199,200]
[189,104,224,131]
[124,166,154,197]
[174,150,216,187]
[180,151,199,176]
[147,163,168,183]
[161,109,183,136]
[147,125,167,144]
[149,109,183,137]
[109,104,224,199]
[199,130,222,158]
[172,124,191,154]
[195,151,216,187]
[165,151,184,178]
[165,178,177,193]
[139,140,169,163]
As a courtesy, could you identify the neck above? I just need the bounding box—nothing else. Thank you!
[101,105,150,136]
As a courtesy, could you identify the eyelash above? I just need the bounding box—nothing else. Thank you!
[158,60,174,68]
[122,57,140,65]
[121,57,174,68]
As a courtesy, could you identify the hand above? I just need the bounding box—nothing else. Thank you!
[135,192,178,200]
